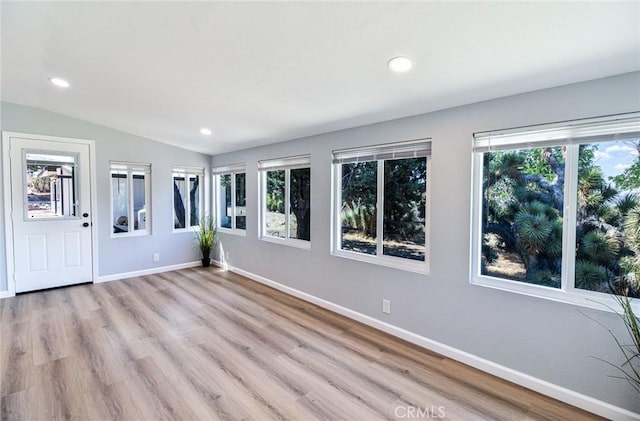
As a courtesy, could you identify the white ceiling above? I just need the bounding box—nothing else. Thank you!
[2,2,639,155]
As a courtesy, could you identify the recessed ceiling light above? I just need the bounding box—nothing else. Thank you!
[49,77,70,88]
[387,56,413,73]
[200,128,212,136]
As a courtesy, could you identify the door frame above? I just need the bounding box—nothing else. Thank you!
[2,132,99,297]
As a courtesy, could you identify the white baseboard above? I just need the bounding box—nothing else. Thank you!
[215,260,640,421]
[0,261,203,297]
[96,261,201,283]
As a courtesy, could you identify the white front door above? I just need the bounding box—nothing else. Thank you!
[8,135,93,293]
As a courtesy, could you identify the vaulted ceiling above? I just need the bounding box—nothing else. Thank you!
[2,2,639,154]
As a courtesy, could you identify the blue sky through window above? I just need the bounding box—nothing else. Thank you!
[593,141,639,182]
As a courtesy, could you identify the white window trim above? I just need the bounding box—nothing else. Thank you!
[22,149,80,221]
[330,140,431,274]
[172,167,205,233]
[259,234,311,250]
[470,113,640,312]
[109,161,152,238]
[214,164,247,236]
[258,155,311,249]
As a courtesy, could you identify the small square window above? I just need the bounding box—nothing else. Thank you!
[110,162,151,236]
[214,164,246,235]
[332,140,430,273]
[259,155,311,248]
[173,167,204,231]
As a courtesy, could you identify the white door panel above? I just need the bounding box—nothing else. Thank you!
[63,232,82,268]
[9,136,93,293]
[27,234,48,272]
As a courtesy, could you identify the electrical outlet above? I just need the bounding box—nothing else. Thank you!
[225,251,230,260]
[382,299,391,314]
[153,253,160,262]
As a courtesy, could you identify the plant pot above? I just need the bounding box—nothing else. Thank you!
[201,258,211,267]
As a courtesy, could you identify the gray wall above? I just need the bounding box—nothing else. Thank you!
[211,72,640,413]
[0,102,210,291]
[0,116,5,292]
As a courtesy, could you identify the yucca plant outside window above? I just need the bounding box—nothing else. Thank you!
[472,114,640,303]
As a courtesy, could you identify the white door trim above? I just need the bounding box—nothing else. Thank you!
[2,132,99,297]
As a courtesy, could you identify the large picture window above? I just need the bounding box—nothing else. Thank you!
[213,164,246,234]
[472,114,640,304]
[332,140,431,273]
[259,155,311,247]
[110,162,151,236]
[173,167,204,231]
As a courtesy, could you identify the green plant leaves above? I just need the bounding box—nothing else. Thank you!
[194,214,216,258]
[581,230,620,264]
[575,260,609,290]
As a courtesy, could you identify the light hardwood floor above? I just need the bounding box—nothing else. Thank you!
[1,267,603,420]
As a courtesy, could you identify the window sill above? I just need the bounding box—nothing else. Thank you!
[218,227,247,237]
[173,228,197,234]
[259,235,310,250]
[471,275,640,313]
[110,230,150,239]
[331,249,429,275]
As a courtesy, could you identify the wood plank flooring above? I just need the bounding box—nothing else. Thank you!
[1,267,603,420]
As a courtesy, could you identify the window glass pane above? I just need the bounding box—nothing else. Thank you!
[575,141,640,298]
[265,170,285,238]
[219,174,232,229]
[383,158,426,261]
[235,173,246,230]
[290,168,311,241]
[481,147,565,288]
[340,162,377,255]
[26,153,77,219]
[189,175,200,227]
[132,173,146,231]
[112,172,129,233]
[173,176,186,229]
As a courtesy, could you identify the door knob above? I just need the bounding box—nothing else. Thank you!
[82,222,90,227]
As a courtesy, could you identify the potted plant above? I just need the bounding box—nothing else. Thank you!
[607,285,640,394]
[194,214,216,267]
[590,206,640,394]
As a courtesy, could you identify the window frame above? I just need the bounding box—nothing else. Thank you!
[331,140,431,274]
[213,163,247,236]
[22,149,80,221]
[172,167,205,233]
[470,113,640,310]
[109,161,152,238]
[258,155,311,249]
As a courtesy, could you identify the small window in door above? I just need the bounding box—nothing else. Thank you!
[24,152,78,219]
